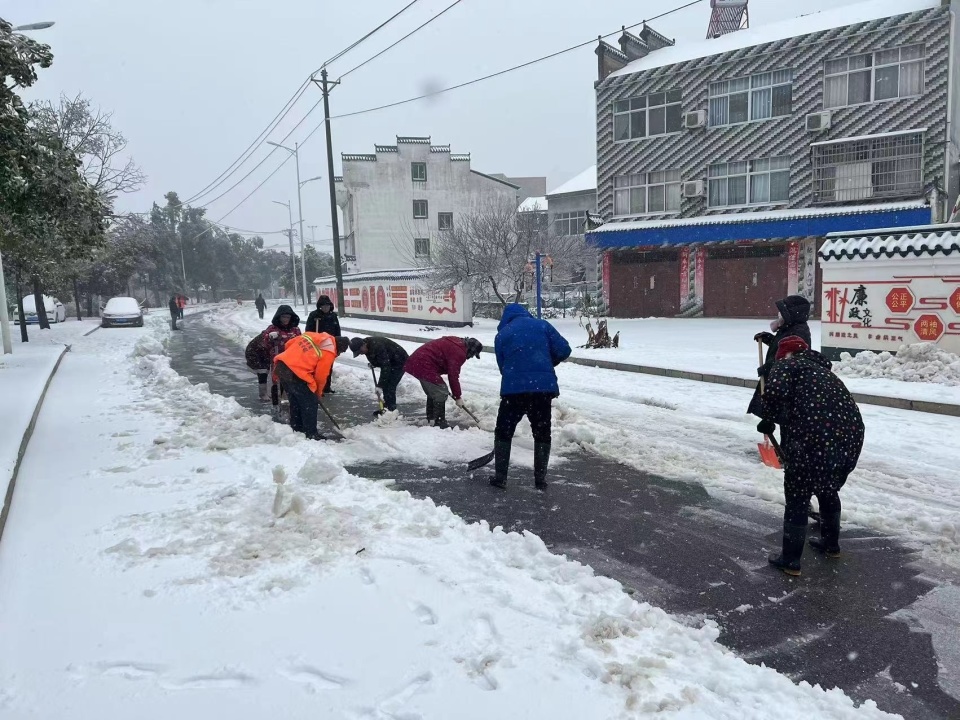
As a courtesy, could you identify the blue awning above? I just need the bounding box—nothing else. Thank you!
[586,203,932,249]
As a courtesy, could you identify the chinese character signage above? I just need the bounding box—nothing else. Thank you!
[314,274,471,325]
[819,246,960,357]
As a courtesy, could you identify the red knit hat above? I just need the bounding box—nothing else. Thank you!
[776,335,809,361]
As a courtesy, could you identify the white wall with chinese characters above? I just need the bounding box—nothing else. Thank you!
[314,271,473,327]
[819,255,960,358]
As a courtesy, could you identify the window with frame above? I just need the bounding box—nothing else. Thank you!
[823,45,924,108]
[552,211,587,236]
[414,237,431,259]
[413,199,428,218]
[613,170,681,216]
[812,132,923,203]
[613,89,682,141]
[708,157,790,207]
[709,69,793,126]
[412,162,427,182]
[438,212,453,231]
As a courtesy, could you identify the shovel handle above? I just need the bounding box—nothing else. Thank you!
[757,339,766,395]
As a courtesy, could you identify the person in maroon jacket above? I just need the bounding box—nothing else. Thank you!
[404,337,483,428]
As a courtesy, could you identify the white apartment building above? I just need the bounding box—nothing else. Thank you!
[335,137,524,272]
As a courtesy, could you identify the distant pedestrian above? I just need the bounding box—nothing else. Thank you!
[168,295,179,330]
[177,295,186,319]
[349,336,409,415]
[273,333,350,440]
[255,293,267,320]
[758,336,864,576]
[305,295,342,393]
[490,303,571,490]
[404,337,483,428]
[748,294,812,417]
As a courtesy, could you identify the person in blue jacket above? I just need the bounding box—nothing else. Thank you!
[491,303,572,490]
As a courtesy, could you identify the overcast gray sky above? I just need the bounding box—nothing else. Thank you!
[11,0,857,253]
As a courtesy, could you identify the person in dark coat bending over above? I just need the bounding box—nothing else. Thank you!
[491,303,571,490]
[758,335,864,576]
[349,336,409,415]
[404,337,483,428]
[748,294,812,417]
[305,295,342,393]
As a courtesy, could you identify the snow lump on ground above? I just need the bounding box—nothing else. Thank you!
[835,343,960,386]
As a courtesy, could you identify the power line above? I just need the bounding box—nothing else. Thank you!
[195,0,706,227]
[181,79,311,205]
[331,0,706,120]
[337,0,466,80]
[317,0,424,70]
[192,96,324,212]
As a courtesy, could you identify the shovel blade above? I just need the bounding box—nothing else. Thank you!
[758,439,782,469]
[466,449,495,471]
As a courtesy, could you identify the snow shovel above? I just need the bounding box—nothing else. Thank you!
[318,398,344,438]
[466,448,495,471]
[369,367,385,414]
[757,340,783,470]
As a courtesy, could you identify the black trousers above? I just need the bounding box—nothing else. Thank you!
[275,361,318,436]
[377,365,405,411]
[169,310,178,330]
[783,469,847,525]
[495,393,552,443]
[257,307,264,319]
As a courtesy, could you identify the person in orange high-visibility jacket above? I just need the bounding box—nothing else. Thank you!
[273,332,350,439]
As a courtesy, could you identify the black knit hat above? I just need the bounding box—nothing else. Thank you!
[349,337,366,357]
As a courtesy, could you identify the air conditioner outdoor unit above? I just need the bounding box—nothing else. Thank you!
[682,180,704,198]
[806,111,832,132]
[684,110,707,129]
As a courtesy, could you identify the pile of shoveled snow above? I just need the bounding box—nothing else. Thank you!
[834,343,960,386]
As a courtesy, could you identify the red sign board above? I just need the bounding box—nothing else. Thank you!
[602,252,611,303]
[949,287,960,315]
[914,314,945,342]
[885,287,915,314]
[694,247,705,299]
[679,248,689,305]
[787,241,799,296]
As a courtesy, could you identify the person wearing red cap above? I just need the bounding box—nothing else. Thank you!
[757,335,864,576]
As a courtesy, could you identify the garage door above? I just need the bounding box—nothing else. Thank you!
[703,245,787,318]
[608,250,681,318]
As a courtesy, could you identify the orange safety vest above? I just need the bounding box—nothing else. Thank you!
[274,332,337,395]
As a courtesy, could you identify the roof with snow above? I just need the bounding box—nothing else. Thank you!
[607,0,942,78]
[518,196,547,212]
[820,224,960,261]
[586,201,931,247]
[548,165,597,197]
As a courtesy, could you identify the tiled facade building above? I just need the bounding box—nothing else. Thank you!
[587,0,960,318]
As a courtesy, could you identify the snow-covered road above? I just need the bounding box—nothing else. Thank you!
[213,305,960,574]
[0,310,903,718]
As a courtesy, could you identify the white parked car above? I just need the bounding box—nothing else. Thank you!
[101,296,144,328]
[20,295,66,324]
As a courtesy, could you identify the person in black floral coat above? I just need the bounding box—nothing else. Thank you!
[757,335,864,576]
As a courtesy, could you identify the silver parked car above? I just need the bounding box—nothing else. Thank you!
[101,296,144,328]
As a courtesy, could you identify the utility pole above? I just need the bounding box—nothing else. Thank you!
[313,69,346,315]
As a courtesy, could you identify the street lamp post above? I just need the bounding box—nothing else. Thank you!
[2,21,56,354]
[272,200,298,304]
[268,141,322,309]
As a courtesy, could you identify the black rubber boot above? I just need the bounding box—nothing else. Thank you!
[768,522,807,576]
[489,439,511,489]
[533,441,551,490]
[809,510,841,558]
[433,402,449,430]
[425,397,435,424]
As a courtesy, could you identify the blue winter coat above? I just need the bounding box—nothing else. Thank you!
[495,304,572,396]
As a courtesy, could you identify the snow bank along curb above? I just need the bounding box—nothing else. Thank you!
[341,325,960,418]
[0,345,70,547]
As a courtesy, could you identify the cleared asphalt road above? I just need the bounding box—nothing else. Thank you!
[169,314,960,719]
